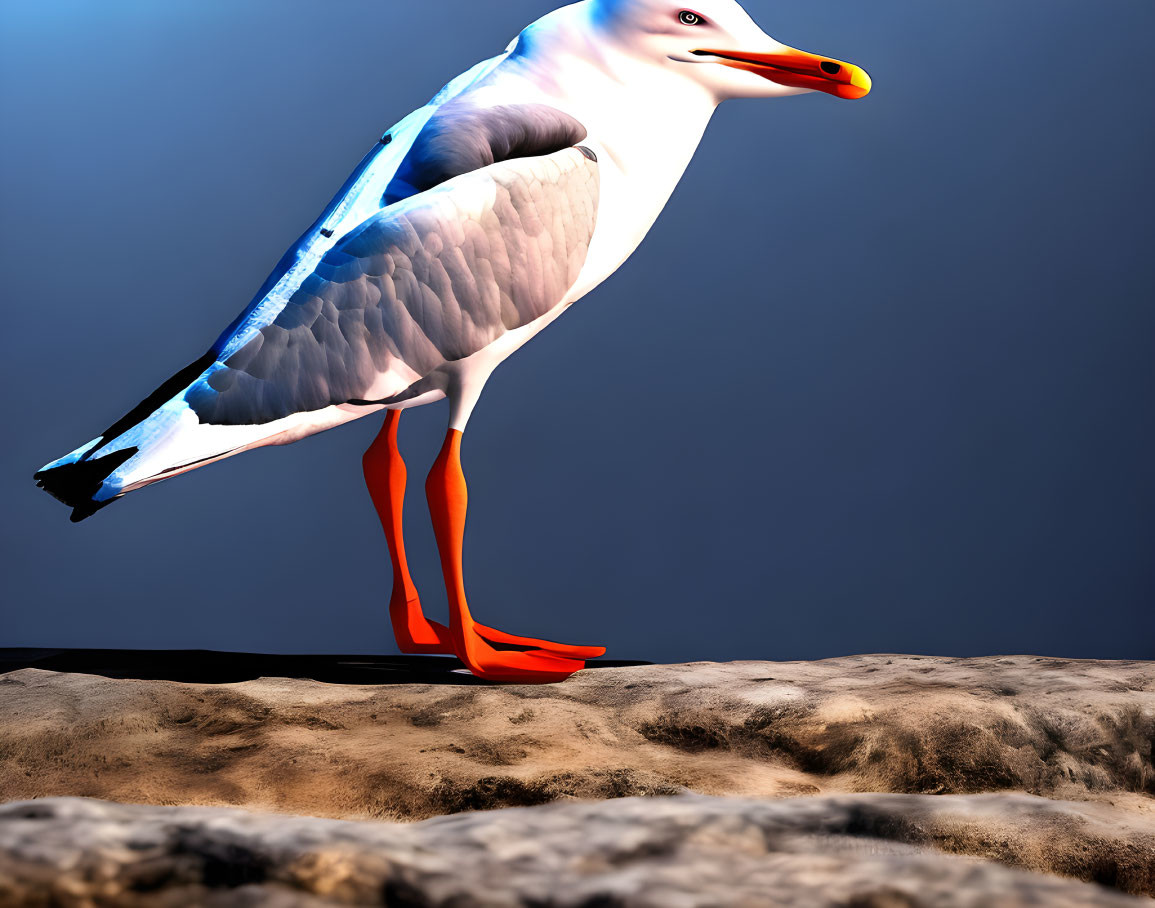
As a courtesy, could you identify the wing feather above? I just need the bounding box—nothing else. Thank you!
[186,146,599,426]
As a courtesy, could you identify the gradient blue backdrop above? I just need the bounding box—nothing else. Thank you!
[2,0,1152,661]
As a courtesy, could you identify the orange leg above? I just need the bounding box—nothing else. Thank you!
[364,411,605,667]
[425,428,603,682]
[363,409,454,654]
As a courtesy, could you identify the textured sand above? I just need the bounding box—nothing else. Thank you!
[0,654,1150,820]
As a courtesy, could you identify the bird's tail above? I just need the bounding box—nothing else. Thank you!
[35,442,142,522]
[35,352,368,522]
[35,352,250,521]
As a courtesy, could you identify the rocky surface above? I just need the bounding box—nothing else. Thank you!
[1,652,1153,904]
[1,793,1152,906]
[0,653,1151,821]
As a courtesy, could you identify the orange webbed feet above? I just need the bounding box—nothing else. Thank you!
[389,592,455,655]
[452,620,589,683]
[473,623,605,661]
[389,591,603,666]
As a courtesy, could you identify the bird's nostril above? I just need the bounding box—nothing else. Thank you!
[820,61,841,75]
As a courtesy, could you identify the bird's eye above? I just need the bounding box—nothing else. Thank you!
[678,10,704,26]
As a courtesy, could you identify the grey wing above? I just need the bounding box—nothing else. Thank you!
[186,146,599,426]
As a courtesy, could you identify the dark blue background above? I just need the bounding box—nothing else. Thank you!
[2,1,1152,661]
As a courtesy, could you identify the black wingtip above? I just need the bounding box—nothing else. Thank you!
[69,497,118,522]
[34,447,137,521]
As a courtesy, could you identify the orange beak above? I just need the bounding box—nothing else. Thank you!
[693,45,872,100]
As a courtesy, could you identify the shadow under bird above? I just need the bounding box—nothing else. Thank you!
[34,0,871,682]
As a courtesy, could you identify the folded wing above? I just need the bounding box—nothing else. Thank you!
[188,144,600,426]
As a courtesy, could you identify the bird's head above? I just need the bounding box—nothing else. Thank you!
[586,0,870,103]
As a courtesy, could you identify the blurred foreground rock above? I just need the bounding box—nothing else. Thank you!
[1,793,1153,906]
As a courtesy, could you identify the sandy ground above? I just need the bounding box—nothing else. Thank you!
[0,654,1150,820]
[0,653,1152,904]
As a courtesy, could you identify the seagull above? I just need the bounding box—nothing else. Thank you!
[34,0,870,682]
